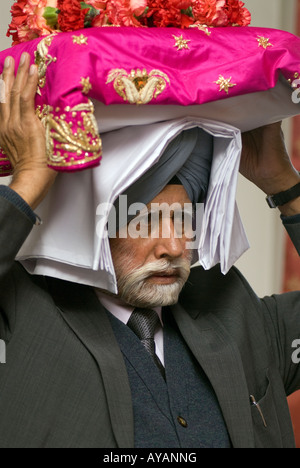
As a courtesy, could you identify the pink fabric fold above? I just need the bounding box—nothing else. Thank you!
[0,25,300,175]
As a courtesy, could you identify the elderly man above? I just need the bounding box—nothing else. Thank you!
[0,54,300,449]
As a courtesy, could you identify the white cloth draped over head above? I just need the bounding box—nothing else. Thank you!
[113,127,214,231]
[17,117,249,294]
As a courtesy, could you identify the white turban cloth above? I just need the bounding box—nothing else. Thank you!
[113,127,214,232]
[17,117,249,294]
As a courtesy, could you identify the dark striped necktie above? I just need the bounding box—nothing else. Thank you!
[127,308,165,380]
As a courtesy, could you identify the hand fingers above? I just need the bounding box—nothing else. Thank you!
[19,64,39,122]
[10,52,32,121]
[0,56,15,122]
[0,53,39,130]
[0,53,39,168]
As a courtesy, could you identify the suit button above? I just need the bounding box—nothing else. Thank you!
[177,416,188,428]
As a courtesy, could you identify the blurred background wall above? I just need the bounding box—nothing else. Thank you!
[0,2,13,50]
[0,0,299,448]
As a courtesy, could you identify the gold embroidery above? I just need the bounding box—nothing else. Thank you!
[80,77,92,95]
[0,165,12,176]
[72,34,88,45]
[288,72,300,86]
[36,100,102,168]
[173,35,191,50]
[214,75,237,94]
[34,34,57,96]
[106,69,170,105]
[189,24,211,36]
[0,145,11,175]
[0,153,11,175]
[257,36,273,49]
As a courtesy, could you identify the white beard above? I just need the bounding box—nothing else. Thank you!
[116,258,191,308]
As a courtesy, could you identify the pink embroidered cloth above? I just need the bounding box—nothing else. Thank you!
[0,25,300,176]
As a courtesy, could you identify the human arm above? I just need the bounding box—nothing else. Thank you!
[0,53,57,211]
[0,53,58,282]
[0,193,34,283]
[240,122,300,254]
[240,122,300,217]
[240,123,300,392]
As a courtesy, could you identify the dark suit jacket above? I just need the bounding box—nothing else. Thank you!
[0,197,300,448]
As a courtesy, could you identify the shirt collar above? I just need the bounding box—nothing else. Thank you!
[95,290,163,326]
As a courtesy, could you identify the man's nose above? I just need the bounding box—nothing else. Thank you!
[153,218,185,260]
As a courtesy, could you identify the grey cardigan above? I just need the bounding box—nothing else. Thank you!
[0,196,300,448]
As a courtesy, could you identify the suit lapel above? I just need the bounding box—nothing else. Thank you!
[172,303,255,448]
[47,278,134,448]
[46,276,255,448]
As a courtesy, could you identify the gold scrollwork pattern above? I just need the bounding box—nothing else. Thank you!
[287,72,300,86]
[106,68,170,105]
[36,100,102,170]
[189,24,211,36]
[34,34,57,96]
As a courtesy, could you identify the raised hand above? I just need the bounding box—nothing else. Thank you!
[0,52,57,210]
[240,122,300,216]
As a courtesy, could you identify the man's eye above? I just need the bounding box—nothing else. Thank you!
[173,211,190,225]
[173,211,194,237]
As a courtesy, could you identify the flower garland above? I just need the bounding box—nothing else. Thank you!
[7,0,251,45]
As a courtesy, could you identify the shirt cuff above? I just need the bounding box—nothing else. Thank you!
[0,185,39,225]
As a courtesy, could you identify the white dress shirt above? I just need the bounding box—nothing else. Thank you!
[95,290,165,366]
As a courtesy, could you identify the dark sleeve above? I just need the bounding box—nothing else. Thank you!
[281,213,300,255]
[254,215,300,394]
[262,292,300,396]
[0,192,34,283]
[0,185,37,225]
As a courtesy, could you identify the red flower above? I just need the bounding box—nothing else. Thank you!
[7,0,56,45]
[7,0,35,45]
[192,0,228,27]
[57,0,89,32]
[224,0,251,26]
[85,0,107,7]
[147,0,194,28]
[192,0,250,27]
[91,10,107,27]
[104,0,145,27]
[6,0,251,45]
